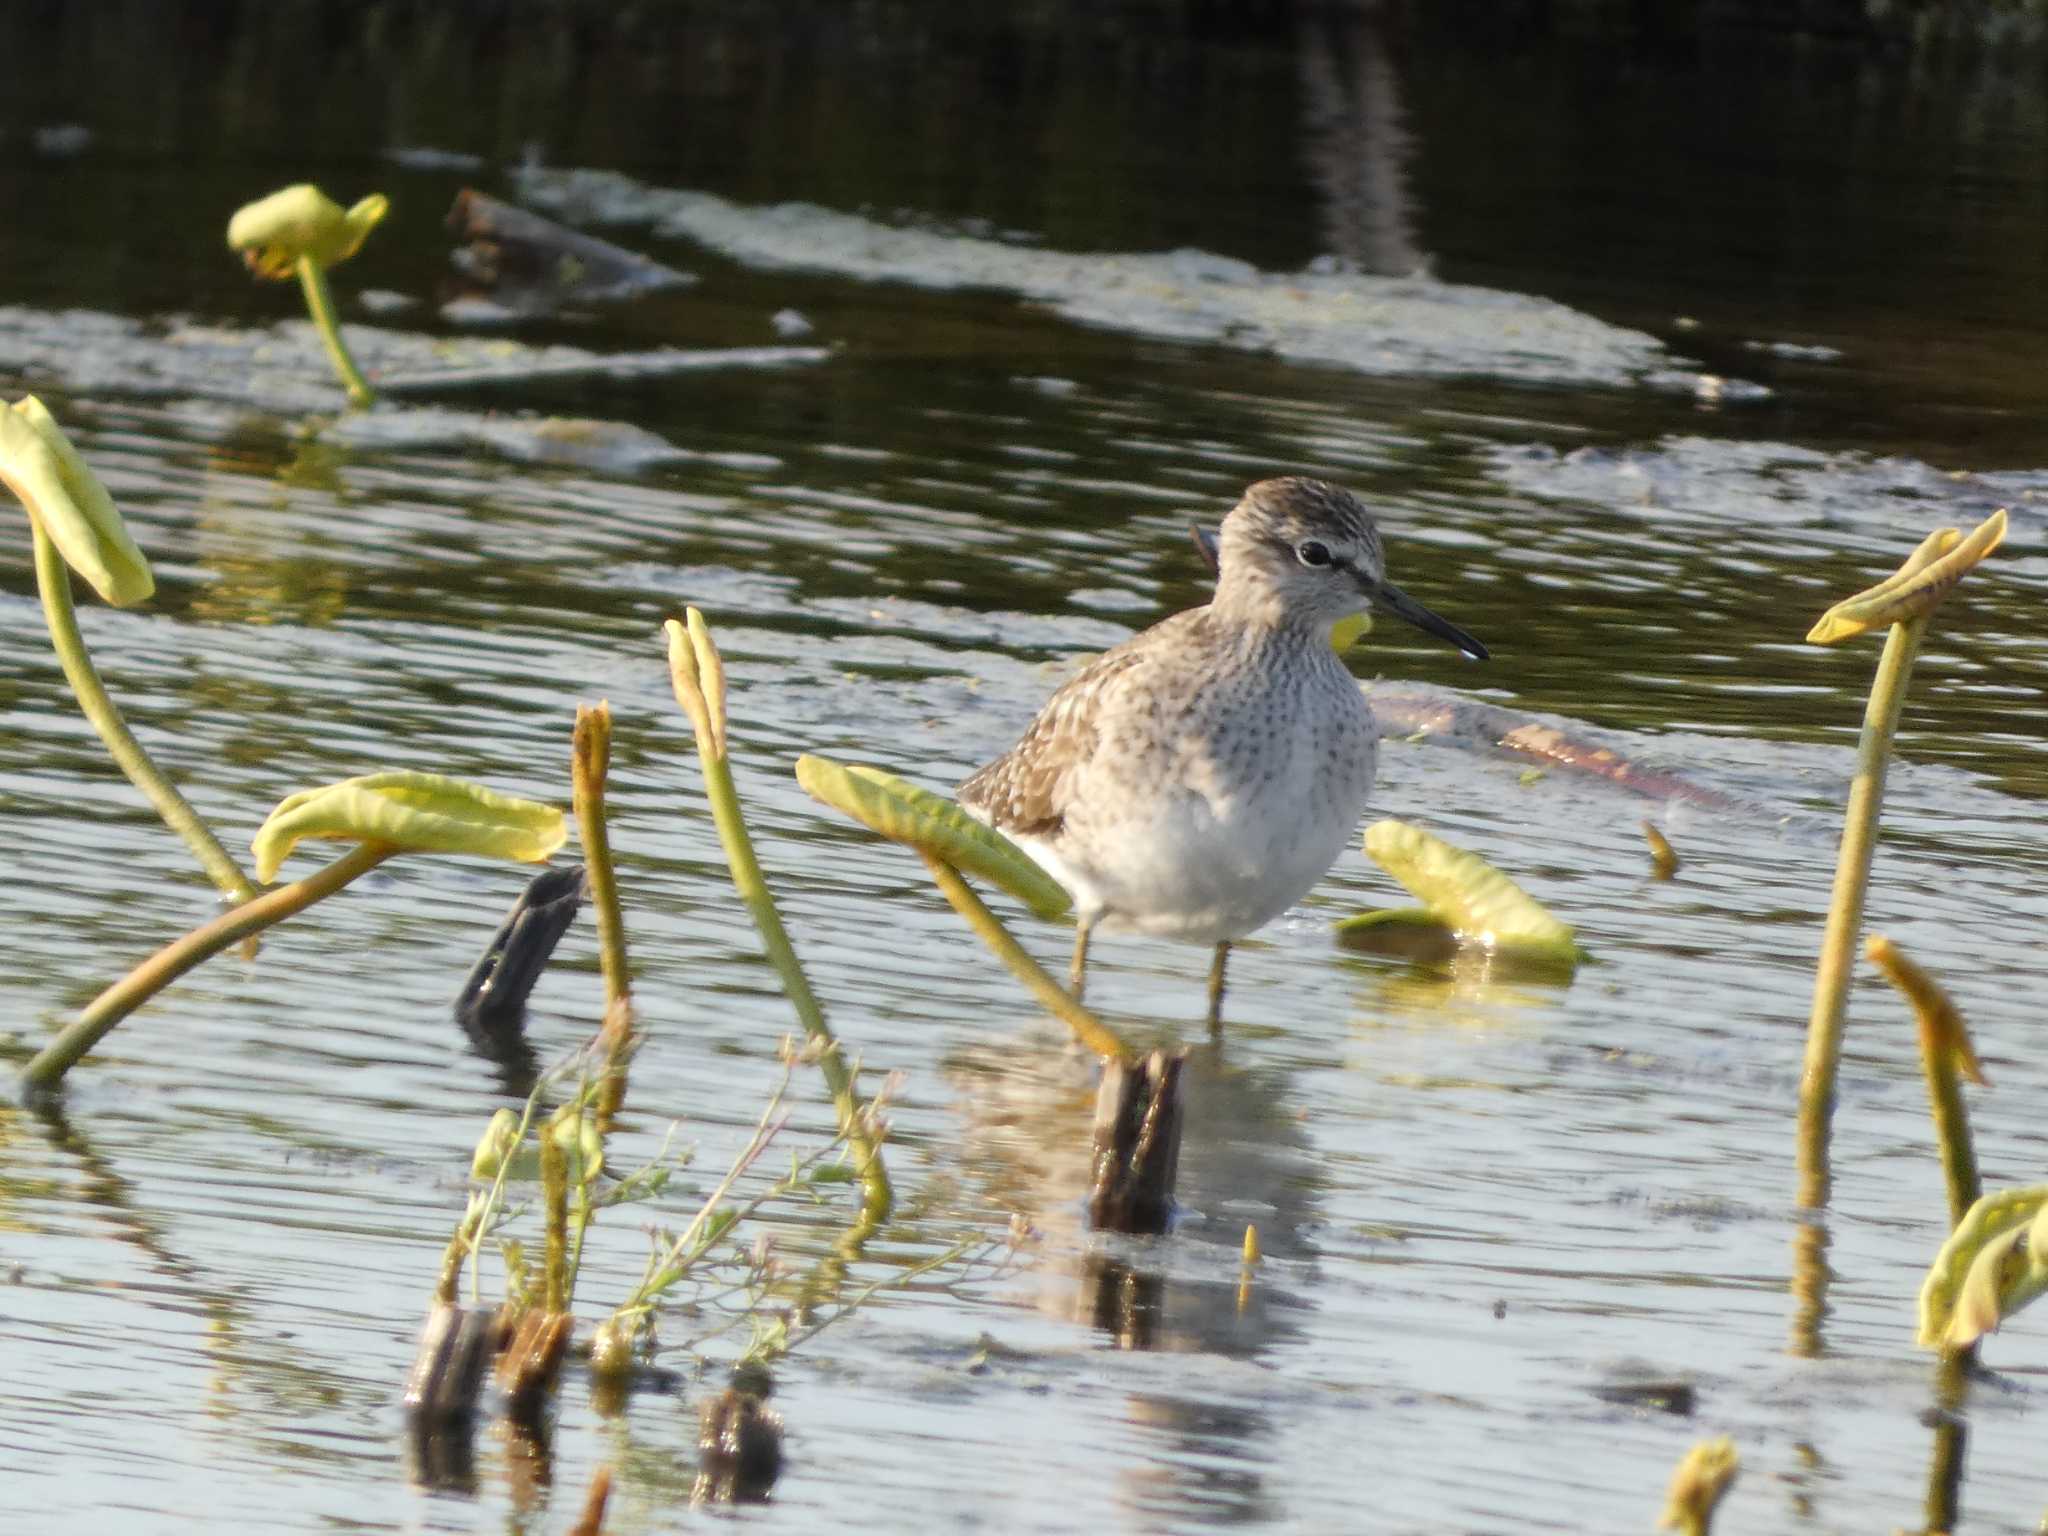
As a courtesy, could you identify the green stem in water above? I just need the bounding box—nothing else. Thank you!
[1797,616,1925,1209]
[294,254,374,408]
[917,851,1132,1062]
[32,520,258,906]
[689,729,891,1229]
[18,841,394,1093]
[573,706,636,1119]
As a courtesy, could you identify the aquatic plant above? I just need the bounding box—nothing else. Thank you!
[794,752,1135,1061]
[1659,1437,1739,1536]
[1917,1185,2048,1354]
[1334,818,1583,971]
[664,610,893,1229]
[226,183,389,407]
[1797,509,2005,1208]
[1868,934,1984,1227]
[573,704,637,1116]
[0,395,256,904]
[18,771,564,1092]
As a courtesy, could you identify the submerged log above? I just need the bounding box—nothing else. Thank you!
[447,188,693,312]
[1087,1049,1186,1234]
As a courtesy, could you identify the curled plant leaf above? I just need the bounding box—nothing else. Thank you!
[252,770,566,882]
[0,396,154,605]
[1643,820,1680,880]
[1345,819,1582,967]
[471,1105,605,1186]
[227,183,390,278]
[1659,1437,1739,1536]
[1917,1185,2048,1351]
[663,612,727,758]
[1867,935,1986,1086]
[795,754,1071,921]
[1807,509,2006,645]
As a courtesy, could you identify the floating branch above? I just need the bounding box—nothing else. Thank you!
[1,395,255,903]
[1797,510,2005,1209]
[19,772,564,1091]
[227,183,389,407]
[664,611,892,1230]
[447,187,693,313]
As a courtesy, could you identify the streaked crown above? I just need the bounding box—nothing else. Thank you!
[1213,477,1386,629]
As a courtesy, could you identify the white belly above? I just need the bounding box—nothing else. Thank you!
[1023,697,1379,945]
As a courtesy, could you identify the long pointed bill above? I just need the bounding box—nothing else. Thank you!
[1374,580,1489,661]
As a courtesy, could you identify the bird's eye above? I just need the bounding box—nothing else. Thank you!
[1296,540,1333,568]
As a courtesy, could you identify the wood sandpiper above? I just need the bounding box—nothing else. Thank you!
[958,476,1487,1023]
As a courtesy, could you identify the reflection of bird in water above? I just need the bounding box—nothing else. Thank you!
[944,1033,1323,1529]
[944,1034,1320,1357]
[960,478,1485,1021]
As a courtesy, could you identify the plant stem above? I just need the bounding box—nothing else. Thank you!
[917,851,1131,1061]
[294,254,375,408]
[697,742,891,1225]
[573,705,636,1116]
[667,630,891,1227]
[32,520,258,906]
[18,841,394,1093]
[1796,615,1924,1208]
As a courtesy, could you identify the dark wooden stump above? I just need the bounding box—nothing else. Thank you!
[455,862,586,1042]
[1086,1049,1186,1234]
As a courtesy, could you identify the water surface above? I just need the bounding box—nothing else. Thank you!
[4,8,2048,1534]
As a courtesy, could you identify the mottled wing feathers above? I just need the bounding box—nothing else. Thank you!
[958,639,1159,838]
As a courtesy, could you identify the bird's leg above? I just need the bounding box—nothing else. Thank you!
[1068,915,1095,999]
[1205,940,1231,1032]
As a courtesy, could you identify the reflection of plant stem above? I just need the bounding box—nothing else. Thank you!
[1797,616,1925,1209]
[665,617,891,1228]
[19,841,394,1092]
[295,254,374,408]
[1922,1350,1970,1534]
[32,520,257,906]
[916,851,1130,1061]
[574,705,636,1115]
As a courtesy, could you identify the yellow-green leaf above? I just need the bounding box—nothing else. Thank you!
[0,397,154,606]
[1807,510,2006,645]
[470,1105,604,1187]
[252,770,566,882]
[227,184,390,278]
[1659,1437,1739,1536]
[1358,819,1582,966]
[1918,1184,2048,1351]
[795,754,1071,921]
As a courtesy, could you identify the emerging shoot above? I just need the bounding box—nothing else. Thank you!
[227,183,390,407]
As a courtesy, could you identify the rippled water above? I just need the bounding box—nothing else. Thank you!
[5,7,2048,1534]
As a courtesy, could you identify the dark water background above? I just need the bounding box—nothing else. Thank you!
[3,5,2048,1533]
